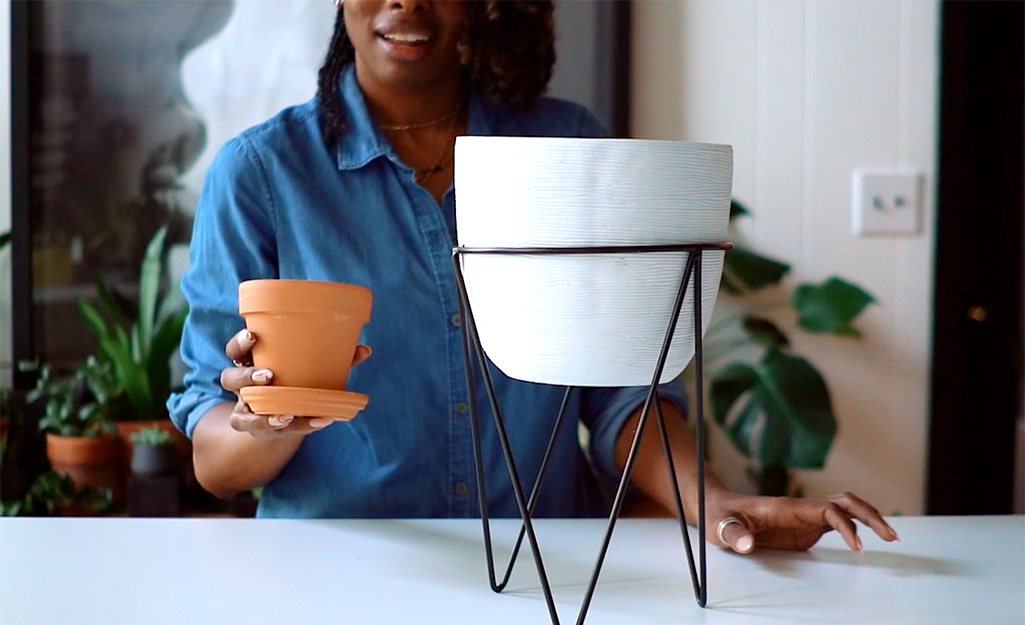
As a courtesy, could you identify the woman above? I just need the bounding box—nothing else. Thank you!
[170,0,898,554]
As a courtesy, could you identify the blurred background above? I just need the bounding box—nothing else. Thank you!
[1,0,1021,518]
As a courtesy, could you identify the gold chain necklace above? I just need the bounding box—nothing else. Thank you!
[380,94,466,184]
[377,93,465,131]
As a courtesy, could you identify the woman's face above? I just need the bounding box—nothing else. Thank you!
[344,0,467,92]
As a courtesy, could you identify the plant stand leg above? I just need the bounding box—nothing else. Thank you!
[452,246,712,625]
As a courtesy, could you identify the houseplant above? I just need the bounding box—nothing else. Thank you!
[77,224,188,425]
[76,224,189,459]
[1,388,27,502]
[1,470,112,517]
[20,357,125,505]
[129,426,178,476]
[704,201,876,496]
[127,425,181,517]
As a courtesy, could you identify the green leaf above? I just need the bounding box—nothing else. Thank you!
[77,298,110,341]
[709,362,760,459]
[710,349,837,468]
[2,500,23,516]
[723,245,791,292]
[146,307,187,415]
[138,225,169,353]
[729,199,750,221]
[77,403,99,424]
[741,316,790,349]
[94,280,127,332]
[719,273,742,295]
[98,335,152,419]
[131,322,143,363]
[792,276,876,335]
[156,285,185,327]
[113,324,132,358]
[834,324,861,339]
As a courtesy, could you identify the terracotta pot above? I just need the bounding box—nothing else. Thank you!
[238,279,372,391]
[46,433,123,502]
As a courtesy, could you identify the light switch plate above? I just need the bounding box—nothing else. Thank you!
[851,169,922,237]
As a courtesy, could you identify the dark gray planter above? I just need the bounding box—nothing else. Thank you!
[128,443,181,517]
[130,443,178,476]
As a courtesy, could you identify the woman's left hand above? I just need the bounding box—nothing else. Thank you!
[707,491,900,554]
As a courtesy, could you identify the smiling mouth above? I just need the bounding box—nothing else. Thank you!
[378,32,432,45]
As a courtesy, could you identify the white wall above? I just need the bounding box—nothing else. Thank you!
[1,0,12,389]
[633,0,939,515]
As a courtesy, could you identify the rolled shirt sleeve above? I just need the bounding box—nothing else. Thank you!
[580,379,688,484]
[167,137,279,437]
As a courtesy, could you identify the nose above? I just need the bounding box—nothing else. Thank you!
[390,0,427,13]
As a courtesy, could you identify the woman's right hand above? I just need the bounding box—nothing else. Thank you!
[220,329,371,438]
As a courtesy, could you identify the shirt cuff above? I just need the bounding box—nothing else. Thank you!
[586,379,688,484]
[167,389,233,438]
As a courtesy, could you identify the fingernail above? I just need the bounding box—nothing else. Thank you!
[252,369,273,383]
[268,415,289,427]
[855,536,864,552]
[736,536,754,554]
[309,418,332,429]
[889,527,900,542]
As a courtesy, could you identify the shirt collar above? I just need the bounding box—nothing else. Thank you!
[335,65,392,171]
[334,64,499,171]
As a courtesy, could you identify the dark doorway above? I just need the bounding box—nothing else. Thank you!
[927,1,1024,514]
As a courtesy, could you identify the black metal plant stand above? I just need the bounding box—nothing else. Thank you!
[451,242,731,625]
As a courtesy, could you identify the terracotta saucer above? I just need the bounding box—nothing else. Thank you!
[240,386,370,421]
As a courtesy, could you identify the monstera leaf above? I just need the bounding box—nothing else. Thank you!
[792,277,876,337]
[703,200,874,489]
[709,348,837,470]
[720,200,791,295]
[721,246,791,294]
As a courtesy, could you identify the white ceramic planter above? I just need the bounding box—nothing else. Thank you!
[454,137,733,387]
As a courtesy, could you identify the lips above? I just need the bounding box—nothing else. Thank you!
[376,24,435,61]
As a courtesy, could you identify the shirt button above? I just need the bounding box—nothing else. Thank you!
[455,482,469,496]
[455,402,469,414]
[451,314,462,327]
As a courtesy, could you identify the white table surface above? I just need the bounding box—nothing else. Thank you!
[1,515,1022,625]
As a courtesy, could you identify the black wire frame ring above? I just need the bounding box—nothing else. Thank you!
[451,241,731,624]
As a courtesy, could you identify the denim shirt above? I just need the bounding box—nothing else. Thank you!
[169,64,685,518]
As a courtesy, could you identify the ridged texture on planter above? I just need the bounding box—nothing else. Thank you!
[455,138,732,387]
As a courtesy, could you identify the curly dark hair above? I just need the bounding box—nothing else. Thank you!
[316,1,555,148]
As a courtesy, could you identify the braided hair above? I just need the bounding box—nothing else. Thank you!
[316,1,556,148]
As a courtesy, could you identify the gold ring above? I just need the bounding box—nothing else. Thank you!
[716,516,744,544]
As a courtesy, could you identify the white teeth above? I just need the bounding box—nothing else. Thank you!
[384,33,429,43]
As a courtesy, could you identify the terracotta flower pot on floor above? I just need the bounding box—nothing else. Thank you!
[238,279,373,421]
[45,433,123,504]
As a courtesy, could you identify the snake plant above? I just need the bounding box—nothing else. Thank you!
[76,225,188,422]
